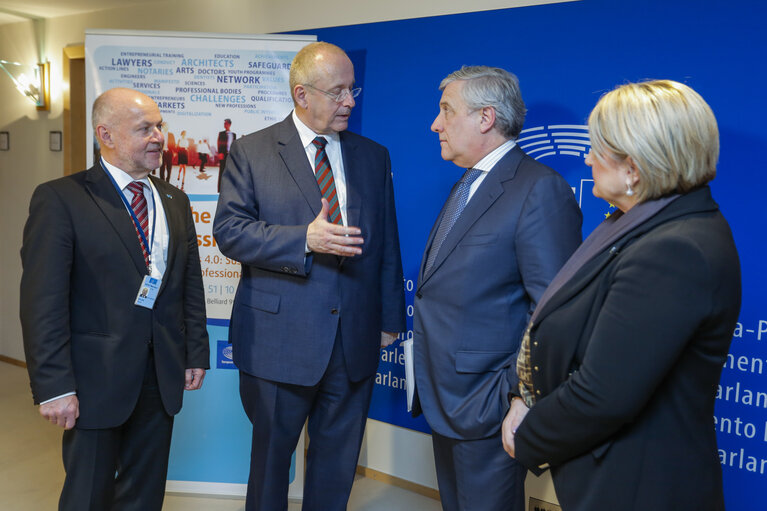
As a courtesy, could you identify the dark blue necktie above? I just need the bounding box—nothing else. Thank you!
[424,168,483,273]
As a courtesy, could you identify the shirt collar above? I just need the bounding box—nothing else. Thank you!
[100,158,151,190]
[291,110,341,150]
[472,139,517,172]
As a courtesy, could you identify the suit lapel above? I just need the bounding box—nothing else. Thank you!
[533,248,617,326]
[532,186,719,325]
[340,131,362,230]
[277,118,323,218]
[151,176,179,293]
[84,165,148,275]
[419,146,525,285]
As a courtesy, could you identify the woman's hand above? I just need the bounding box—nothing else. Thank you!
[502,397,530,458]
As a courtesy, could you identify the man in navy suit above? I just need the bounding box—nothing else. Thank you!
[213,42,406,511]
[21,88,209,511]
[412,66,582,510]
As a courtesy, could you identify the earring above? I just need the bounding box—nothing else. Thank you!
[626,181,635,197]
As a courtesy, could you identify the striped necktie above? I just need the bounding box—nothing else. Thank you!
[312,136,342,225]
[126,181,150,268]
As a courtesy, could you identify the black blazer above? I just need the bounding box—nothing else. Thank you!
[514,186,740,510]
[20,164,209,429]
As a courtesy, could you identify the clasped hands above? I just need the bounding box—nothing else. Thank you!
[307,198,363,257]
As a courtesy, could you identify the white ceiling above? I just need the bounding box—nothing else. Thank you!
[0,0,152,26]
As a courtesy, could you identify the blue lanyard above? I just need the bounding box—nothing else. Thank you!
[100,159,156,267]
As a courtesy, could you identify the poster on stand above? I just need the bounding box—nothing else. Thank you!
[85,29,315,498]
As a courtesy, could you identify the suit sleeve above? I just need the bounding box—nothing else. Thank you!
[180,196,210,369]
[20,183,76,404]
[379,150,407,333]
[212,140,310,276]
[514,233,715,469]
[504,172,582,395]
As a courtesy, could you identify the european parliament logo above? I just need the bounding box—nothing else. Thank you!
[519,124,615,236]
[216,340,237,369]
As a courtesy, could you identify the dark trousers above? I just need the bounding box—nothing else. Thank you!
[432,430,527,511]
[160,151,173,182]
[239,332,374,511]
[59,353,173,511]
[199,153,208,172]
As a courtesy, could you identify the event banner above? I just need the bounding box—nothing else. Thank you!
[85,29,315,495]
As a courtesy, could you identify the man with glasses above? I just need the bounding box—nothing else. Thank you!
[213,42,406,511]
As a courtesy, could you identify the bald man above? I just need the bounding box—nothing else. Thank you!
[20,88,209,511]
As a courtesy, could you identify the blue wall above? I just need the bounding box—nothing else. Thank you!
[297,0,767,507]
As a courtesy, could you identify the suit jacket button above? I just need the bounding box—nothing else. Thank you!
[281,266,289,272]
[536,390,541,395]
[416,291,422,299]
[331,308,339,315]
[534,366,539,372]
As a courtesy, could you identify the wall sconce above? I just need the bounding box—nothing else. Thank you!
[0,60,50,111]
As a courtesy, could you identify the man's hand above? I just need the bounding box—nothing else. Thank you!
[380,331,398,348]
[307,198,363,256]
[502,397,530,458]
[185,368,206,390]
[39,395,79,430]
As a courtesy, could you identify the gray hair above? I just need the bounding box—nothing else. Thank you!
[91,91,114,131]
[440,66,527,139]
[588,80,718,201]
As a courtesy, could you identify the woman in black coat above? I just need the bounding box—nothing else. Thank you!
[503,80,740,510]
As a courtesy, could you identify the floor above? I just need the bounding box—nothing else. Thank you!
[0,362,442,511]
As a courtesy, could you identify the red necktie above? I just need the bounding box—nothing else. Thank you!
[312,137,342,225]
[126,181,150,268]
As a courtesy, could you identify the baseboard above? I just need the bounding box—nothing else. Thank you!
[0,355,26,368]
[356,465,440,501]
[165,480,246,497]
[168,467,440,501]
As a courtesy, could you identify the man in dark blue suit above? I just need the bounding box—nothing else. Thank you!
[412,66,582,511]
[213,42,406,511]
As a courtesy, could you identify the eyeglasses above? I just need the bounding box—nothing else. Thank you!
[304,84,361,103]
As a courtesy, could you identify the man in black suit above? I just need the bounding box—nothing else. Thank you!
[20,87,210,511]
[217,118,236,192]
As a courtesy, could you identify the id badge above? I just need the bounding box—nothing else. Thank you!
[135,275,161,309]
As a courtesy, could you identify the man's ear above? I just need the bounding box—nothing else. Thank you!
[293,85,309,109]
[478,106,497,134]
[95,125,114,150]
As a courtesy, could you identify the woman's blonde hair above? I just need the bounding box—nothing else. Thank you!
[588,80,719,201]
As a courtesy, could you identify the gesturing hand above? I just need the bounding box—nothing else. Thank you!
[307,198,364,256]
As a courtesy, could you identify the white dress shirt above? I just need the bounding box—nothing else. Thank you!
[467,139,517,202]
[292,110,348,226]
[101,158,169,280]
